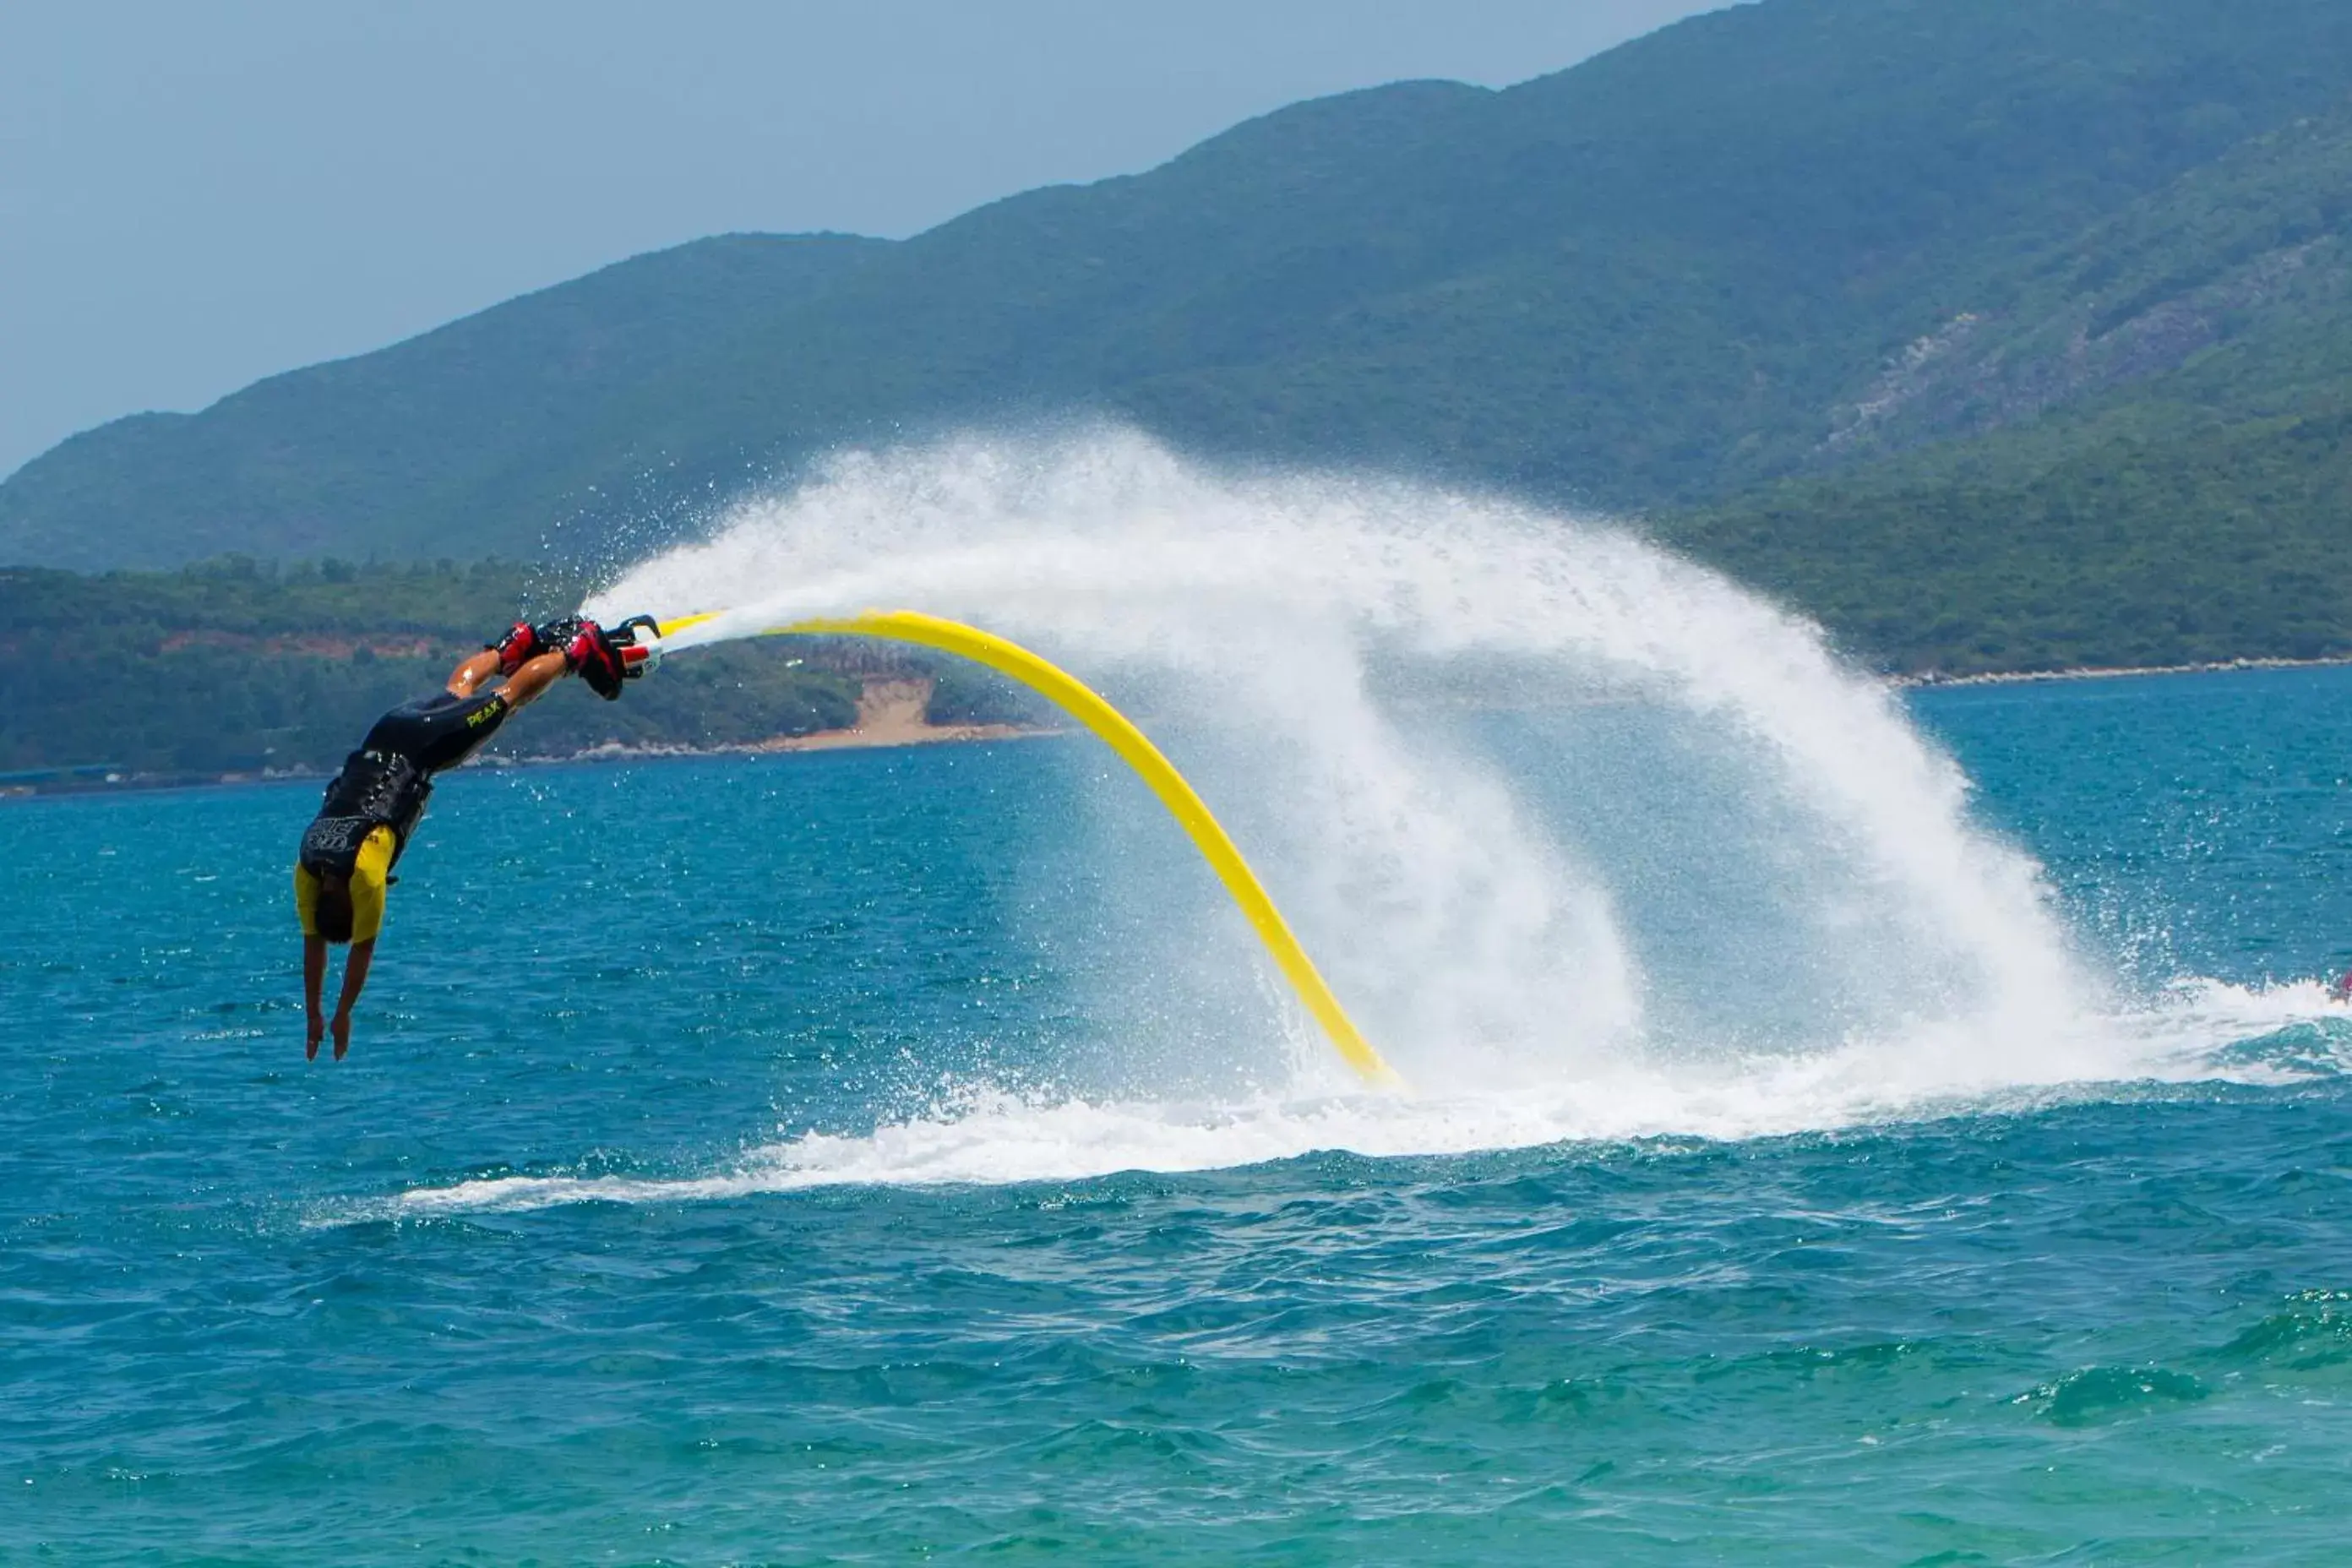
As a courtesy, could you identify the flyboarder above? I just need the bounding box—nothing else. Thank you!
[292,616,656,1059]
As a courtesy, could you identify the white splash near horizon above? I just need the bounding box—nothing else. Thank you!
[376,428,2344,1211]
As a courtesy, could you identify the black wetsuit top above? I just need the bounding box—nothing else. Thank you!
[299,690,513,878]
[360,689,513,773]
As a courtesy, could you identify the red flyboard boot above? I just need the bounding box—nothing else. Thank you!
[488,620,544,676]
[566,620,627,700]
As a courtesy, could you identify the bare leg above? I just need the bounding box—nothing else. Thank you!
[446,646,569,709]
[445,648,503,697]
[498,649,571,711]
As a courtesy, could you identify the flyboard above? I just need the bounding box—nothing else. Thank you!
[612,609,1404,1092]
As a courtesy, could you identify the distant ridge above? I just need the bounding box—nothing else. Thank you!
[0,232,890,567]
[2,0,2348,670]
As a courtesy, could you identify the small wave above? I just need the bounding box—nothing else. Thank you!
[376,983,2346,1216]
[2012,1364,2210,1426]
[2109,977,2352,1082]
[2216,1289,2352,1371]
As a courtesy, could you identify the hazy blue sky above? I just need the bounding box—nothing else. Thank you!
[1,1,1723,478]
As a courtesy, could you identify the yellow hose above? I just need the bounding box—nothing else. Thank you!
[654,608,1404,1091]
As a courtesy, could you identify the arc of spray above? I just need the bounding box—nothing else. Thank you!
[655,607,1406,1092]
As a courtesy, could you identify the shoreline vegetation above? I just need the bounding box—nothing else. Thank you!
[1,553,2341,801]
[518,677,1048,767]
[0,673,1052,800]
[0,559,1050,787]
[9,656,2346,803]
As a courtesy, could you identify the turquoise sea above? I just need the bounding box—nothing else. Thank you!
[8,664,2352,1564]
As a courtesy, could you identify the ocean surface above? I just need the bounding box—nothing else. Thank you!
[7,664,2352,1565]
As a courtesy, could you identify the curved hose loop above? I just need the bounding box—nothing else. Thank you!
[655,608,1405,1092]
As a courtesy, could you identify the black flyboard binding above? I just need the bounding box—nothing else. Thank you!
[607,615,665,683]
[567,614,665,700]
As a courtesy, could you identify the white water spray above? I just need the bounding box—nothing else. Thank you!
[397,430,2338,1211]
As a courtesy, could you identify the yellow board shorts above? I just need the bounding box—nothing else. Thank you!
[291,825,395,944]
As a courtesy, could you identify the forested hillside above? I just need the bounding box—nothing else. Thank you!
[0,563,886,775]
[2,0,2348,680]
[1663,97,2352,672]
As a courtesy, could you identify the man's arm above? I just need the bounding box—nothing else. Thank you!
[303,935,328,1060]
[330,939,374,1060]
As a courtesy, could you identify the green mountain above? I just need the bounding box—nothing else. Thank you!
[2,0,2349,678]
[1667,101,2352,672]
[0,234,887,567]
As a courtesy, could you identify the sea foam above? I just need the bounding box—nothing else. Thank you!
[378,429,2350,1211]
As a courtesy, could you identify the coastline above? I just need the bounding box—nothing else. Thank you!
[0,677,1056,800]
[1893,653,2352,689]
[736,678,1040,754]
[530,678,1054,767]
[8,656,2349,801]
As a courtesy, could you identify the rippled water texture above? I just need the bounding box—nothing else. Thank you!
[6,664,2352,1563]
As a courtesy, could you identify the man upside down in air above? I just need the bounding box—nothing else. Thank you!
[293,616,651,1059]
